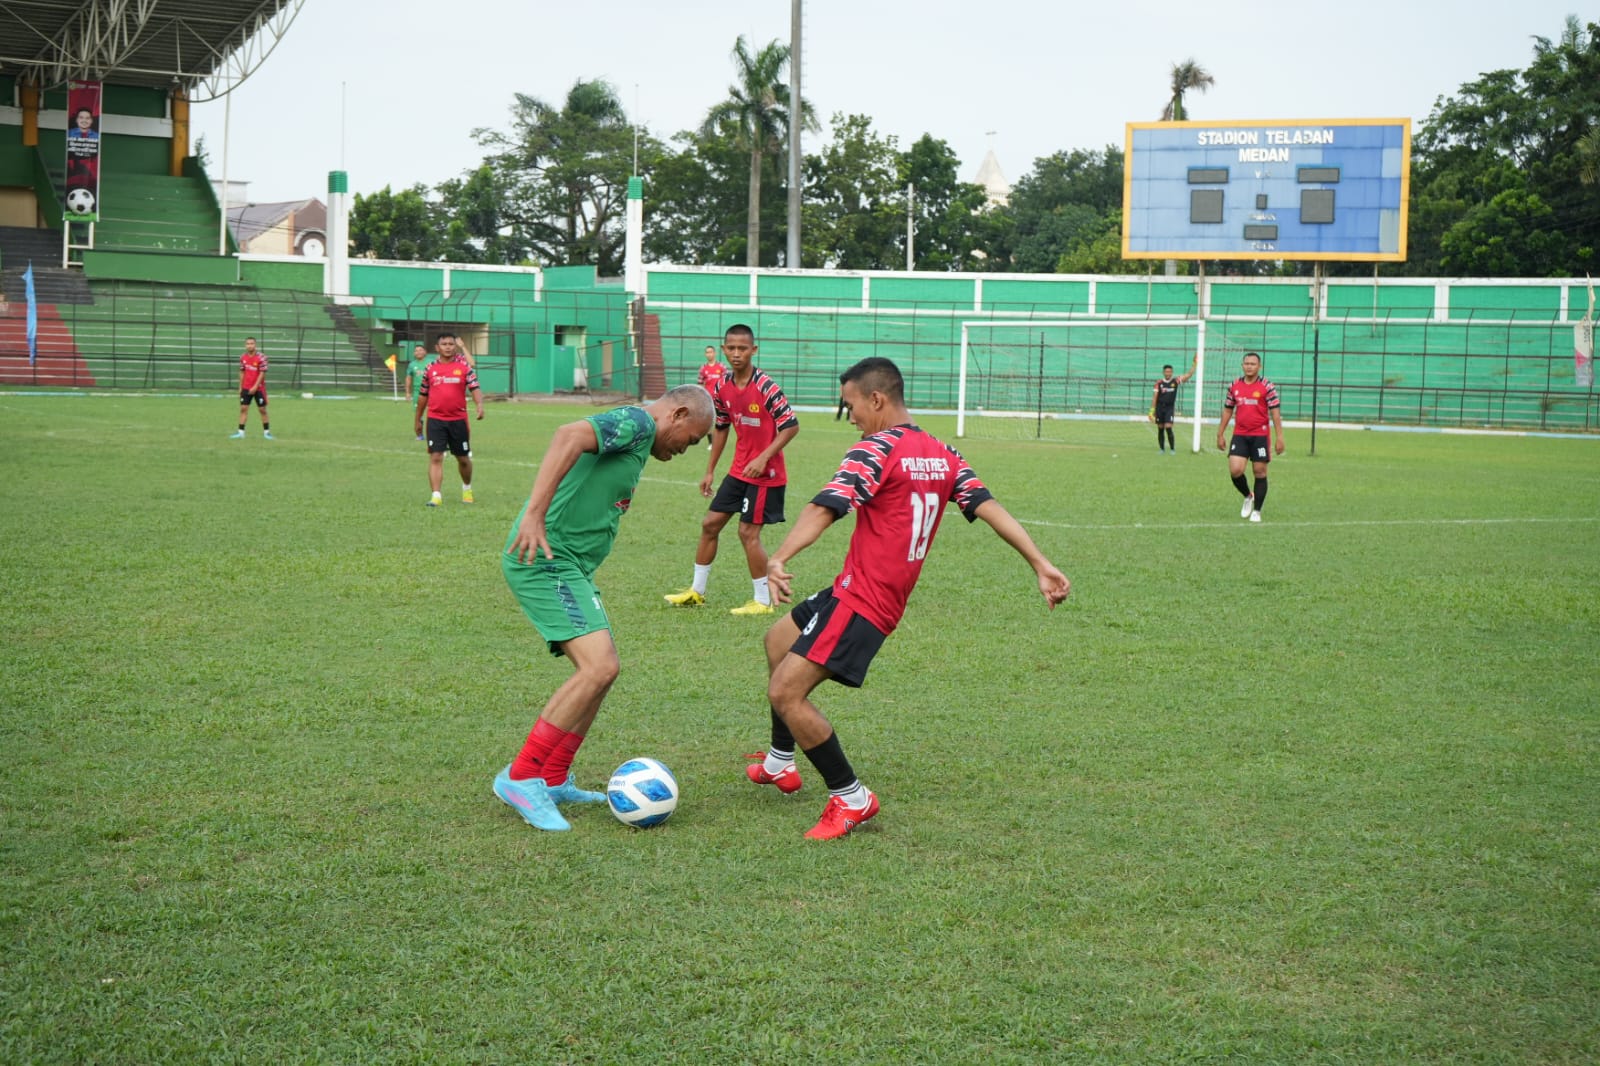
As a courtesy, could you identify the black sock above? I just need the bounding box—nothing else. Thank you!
[1156,425,1165,450]
[802,730,859,793]
[1232,473,1251,497]
[768,708,795,754]
[1164,427,1176,450]
[263,422,270,431]
[1253,478,1268,511]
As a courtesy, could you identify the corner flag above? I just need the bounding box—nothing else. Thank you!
[384,353,397,372]
[23,261,38,366]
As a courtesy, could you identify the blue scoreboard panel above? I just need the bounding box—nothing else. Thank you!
[1122,118,1410,262]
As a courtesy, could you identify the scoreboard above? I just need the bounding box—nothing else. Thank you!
[1122,118,1410,262]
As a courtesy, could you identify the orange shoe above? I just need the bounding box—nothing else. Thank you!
[745,755,802,794]
[804,791,879,840]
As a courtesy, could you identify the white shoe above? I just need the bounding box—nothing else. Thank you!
[1249,510,1262,523]
[1240,495,1255,519]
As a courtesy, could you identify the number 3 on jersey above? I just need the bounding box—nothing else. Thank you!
[907,492,940,561]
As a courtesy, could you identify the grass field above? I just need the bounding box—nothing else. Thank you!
[2,391,1597,1064]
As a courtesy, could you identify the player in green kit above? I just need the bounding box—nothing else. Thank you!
[403,345,432,439]
[493,384,715,833]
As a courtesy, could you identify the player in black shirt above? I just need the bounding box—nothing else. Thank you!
[1151,355,1197,453]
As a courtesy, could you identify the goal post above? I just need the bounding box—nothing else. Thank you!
[957,318,1221,450]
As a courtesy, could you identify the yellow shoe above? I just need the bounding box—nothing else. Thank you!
[663,588,706,607]
[730,599,775,616]
[461,488,475,504]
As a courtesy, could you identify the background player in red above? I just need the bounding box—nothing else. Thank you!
[697,344,725,393]
[747,356,1071,839]
[414,333,484,507]
[664,324,799,615]
[696,344,725,450]
[1215,351,1284,522]
[230,337,271,439]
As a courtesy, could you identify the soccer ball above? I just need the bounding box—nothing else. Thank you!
[606,757,679,828]
[66,188,96,215]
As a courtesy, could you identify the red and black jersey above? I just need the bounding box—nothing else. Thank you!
[239,351,268,391]
[698,361,726,394]
[420,359,480,421]
[714,368,798,487]
[812,424,993,634]
[1223,376,1280,435]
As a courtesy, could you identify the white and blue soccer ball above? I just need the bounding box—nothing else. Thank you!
[66,188,96,215]
[607,757,679,828]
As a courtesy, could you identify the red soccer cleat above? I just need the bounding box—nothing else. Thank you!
[745,754,803,794]
[804,791,879,840]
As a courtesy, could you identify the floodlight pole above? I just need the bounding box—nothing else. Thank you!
[217,90,230,255]
[786,0,802,269]
[905,182,914,271]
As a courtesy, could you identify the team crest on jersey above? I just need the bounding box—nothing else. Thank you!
[747,402,761,414]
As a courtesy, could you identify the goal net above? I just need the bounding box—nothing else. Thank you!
[957,318,1246,449]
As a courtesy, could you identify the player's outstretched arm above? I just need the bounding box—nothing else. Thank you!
[508,419,599,563]
[764,502,838,604]
[973,498,1070,609]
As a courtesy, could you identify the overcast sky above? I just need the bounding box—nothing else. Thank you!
[191,0,1590,206]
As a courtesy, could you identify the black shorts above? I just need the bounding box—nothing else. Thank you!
[426,417,472,456]
[788,587,888,688]
[1154,404,1176,424]
[709,475,785,526]
[239,388,267,406]
[1228,434,1271,463]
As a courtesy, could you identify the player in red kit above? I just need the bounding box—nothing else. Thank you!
[230,337,271,439]
[663,324,799,615]
[1215,351,1284,522]
[697,344,725,394]
[746,356,1071,839]
[414,332,484,507]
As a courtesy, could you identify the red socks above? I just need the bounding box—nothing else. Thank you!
[509,718,586,785]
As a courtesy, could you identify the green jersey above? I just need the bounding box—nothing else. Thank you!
[404,356,434,401]
[504,406,657,576]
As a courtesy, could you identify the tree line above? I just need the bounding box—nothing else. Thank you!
[350,17,1598,280]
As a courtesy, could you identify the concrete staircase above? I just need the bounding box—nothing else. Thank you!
[0,226,93,306]
[638,312,666,399]
[325,303,388,373]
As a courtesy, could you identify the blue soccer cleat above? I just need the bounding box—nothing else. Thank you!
[548,774,607,805]
[493,766,571,831]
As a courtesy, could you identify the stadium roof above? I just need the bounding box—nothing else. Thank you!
[0,0,303,101]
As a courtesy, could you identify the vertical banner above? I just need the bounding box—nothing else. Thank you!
[24,262,38,366]
[65,81,102,221]
[1576,277,1595,389]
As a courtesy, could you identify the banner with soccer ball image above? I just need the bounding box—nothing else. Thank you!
[65,81,101,222]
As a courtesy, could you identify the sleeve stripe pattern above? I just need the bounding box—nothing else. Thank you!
[814,427,901,515]
[755,370,799,430]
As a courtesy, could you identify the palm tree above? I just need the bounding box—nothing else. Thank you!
[1161,59,1215,121]
[702,36,815,266]
[1578,128,1600,187]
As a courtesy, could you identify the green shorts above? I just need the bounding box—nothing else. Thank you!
[502,553,611,654]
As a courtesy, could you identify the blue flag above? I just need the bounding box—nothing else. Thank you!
[23,261,37,366]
